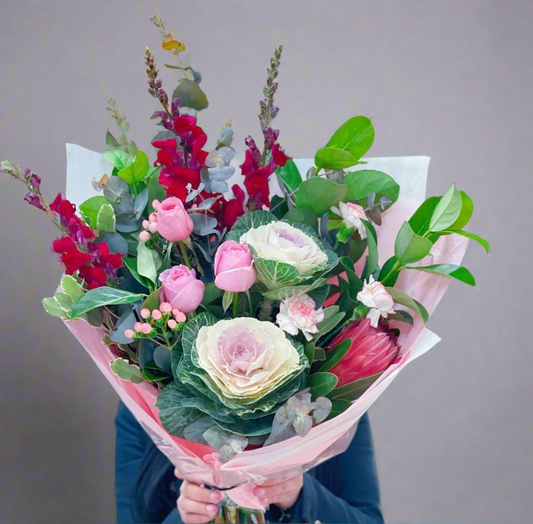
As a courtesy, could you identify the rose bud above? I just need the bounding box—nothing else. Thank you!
[214,240,256,292]
[159,265,205,313]
[156,197,194,242]
[328,318,400,387]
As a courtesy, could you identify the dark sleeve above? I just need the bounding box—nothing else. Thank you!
[115,402,152,523]
[288,413,384,524]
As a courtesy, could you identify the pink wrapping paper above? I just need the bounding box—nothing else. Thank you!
[62,196,468,510]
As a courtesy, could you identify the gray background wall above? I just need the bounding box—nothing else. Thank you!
[1,1,532,523]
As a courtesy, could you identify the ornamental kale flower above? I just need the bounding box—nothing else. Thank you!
[157,313,308,438]
[196,318,303,399]
[240,221,328,276]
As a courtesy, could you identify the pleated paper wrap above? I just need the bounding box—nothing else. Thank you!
[64,147,467,508]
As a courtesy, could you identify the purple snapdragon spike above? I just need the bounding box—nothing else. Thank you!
[244,137,262,164]
[30,173,41,190]
[262,126,279,148]
[24,192,43,210]
[171,97,181,116]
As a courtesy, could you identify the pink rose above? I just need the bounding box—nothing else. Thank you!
[214,240,256,292]
[155,197,194,242]
[159,265,205,313]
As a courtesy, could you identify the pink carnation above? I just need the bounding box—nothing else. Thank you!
[276,294,325,341]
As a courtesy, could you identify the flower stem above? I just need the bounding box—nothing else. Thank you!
[258,297,274,321]
[381,259,402,286]
[233,292,239,318]
[179,241,191,268]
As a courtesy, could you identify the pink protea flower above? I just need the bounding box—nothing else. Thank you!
[328,318,400,387]
[276,294,325,341]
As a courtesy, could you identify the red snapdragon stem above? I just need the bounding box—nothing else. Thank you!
[328,319,401,387]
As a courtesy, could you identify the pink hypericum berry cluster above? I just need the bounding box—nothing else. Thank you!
[124,301,187,340]
[139,200,160,243]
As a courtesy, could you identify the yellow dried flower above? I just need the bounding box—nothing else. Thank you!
[162,34,185,53]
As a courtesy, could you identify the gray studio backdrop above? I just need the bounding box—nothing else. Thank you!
[1,1,532,523]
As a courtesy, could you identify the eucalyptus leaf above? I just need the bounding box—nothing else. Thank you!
[134,188,149,219]
[183,417,214,444]
[153,346,172,372]
[174,80,209,111]
[106,130,120,149]
[115,213,141,233]
[190,213,218,236]
[110,307,137,344]
[97,232,129,254]
[113,194,134,216]
[103,176,129,203]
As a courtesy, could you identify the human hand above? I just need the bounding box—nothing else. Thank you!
[253,473,304,509]
[174,468,222,524]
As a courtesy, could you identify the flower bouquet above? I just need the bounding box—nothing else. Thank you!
[2,15,490,523]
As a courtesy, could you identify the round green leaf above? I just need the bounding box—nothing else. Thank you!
[343,170,400,205]
[315,116,375,170]
[294,177,348,216]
